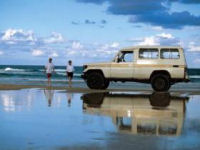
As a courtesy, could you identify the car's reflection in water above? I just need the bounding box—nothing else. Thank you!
[81,92,189,136]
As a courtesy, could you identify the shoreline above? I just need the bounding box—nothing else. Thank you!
[0,83,200,95]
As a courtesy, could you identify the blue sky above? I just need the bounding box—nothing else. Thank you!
[0,0,200,67]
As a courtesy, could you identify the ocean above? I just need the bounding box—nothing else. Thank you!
[0,65,83,86]
[0,65,200,86]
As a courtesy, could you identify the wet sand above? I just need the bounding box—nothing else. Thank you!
[0,82,200,95]
[0,84,200,150]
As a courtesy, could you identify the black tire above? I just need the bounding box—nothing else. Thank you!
[86,72,105,89]
[102,79,110,89]
[149,92,170,107]
[81,93,105,108]
[151,74,170,91]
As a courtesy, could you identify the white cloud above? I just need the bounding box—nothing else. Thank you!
[66,42,119,59]
[32,49,44,56]
[188,42,200,52]
[129,33,179,46]
[194,58,200,63]
[49,52,58,57]
[0,51,4,55]
[0,29,67,58]
[1,29,36,44]
[43,32,64,44]
[152,26,163,31]
[71,41,83,49]
[66,41,84,56]
[157,33,173,39]
[138,36,159,45]
[110,42,119,48]
[92,42,119,57]
[67,50,77,55]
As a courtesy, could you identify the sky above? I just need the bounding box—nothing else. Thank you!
[0,0,200,67]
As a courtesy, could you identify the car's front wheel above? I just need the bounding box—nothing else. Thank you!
[102,79,110,89]
[86,72,106,89]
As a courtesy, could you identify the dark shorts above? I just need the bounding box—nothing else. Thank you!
[47,73,52,78]
[67,72,73,78]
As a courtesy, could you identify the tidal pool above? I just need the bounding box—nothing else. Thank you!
[0,89,200,150]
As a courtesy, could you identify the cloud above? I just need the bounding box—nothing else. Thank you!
[157,33,173,39]
[188,42,200,52]
[151,26,164,31]
[0,50,4,55]
[66,41,84,56]
[193,58,200,64]
[85,19,96,24]
[77,0,106,4]
[32,49,44,56]
[71,41,84,49]
[110,42,119,48]
[71,19,107,27]
[129,33,180,46]
[66,41,120,60]
[43,32,65,44]
[101,19,107,24]
[130,11,200,29]
[71,21,80,25]
[49,52,59,57]
[0,29,68,58]
[76,0,200,29]
[96,42,119,56]
[171,0,200,4]
[0,28,36,45]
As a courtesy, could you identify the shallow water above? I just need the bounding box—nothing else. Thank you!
[0,89,200,150]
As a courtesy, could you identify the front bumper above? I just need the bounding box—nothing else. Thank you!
[184,74,190,82]
[184,78,190,82]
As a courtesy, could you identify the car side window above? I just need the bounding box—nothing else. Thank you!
[118,51,134,62]
[160,49,180,59]
[139,48,158,59]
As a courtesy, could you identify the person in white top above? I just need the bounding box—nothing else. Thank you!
[45,58,55,86]
[66,60,74,87]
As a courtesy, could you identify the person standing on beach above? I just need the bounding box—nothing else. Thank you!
[66,60,74,87]
[45,58,55,86]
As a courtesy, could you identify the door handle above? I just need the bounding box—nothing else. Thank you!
[173,65,179,68]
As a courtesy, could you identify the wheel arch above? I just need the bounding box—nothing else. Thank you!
[85,69,105,78]
[150,70,171,80]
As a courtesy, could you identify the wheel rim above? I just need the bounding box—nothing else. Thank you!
[88,75,102,89]
[155,78,166,90]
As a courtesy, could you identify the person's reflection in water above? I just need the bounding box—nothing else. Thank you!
[44,88,54,107]
[66,92,73,107]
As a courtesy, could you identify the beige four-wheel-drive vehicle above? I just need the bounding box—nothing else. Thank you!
[81,46,190,91]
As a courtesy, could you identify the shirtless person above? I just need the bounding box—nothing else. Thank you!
[45,58,55,86]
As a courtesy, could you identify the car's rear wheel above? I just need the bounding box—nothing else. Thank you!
[151,74,170,91]
[86,72,105,89]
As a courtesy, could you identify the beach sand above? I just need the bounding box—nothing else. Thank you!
[0,83,200,150]
[0,81,200,94]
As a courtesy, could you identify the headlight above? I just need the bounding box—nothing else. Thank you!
[83,65,88,70]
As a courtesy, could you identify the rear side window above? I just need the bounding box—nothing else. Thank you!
[160,49,180,59]
[139,48,158,59]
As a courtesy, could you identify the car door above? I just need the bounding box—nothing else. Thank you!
[110,51,134,79]
[134,48,159,79]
